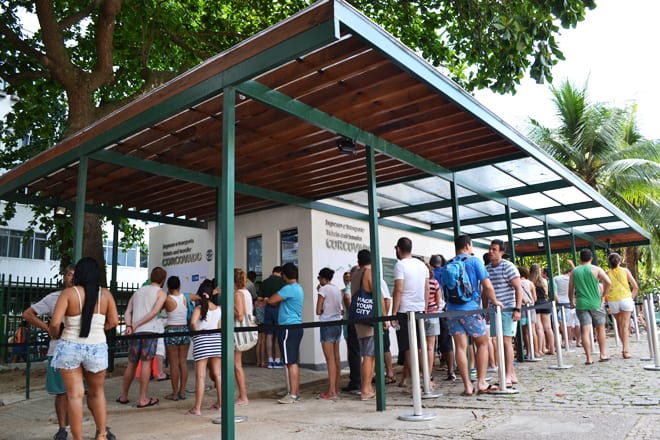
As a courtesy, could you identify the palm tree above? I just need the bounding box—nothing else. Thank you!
[528,80,660,281]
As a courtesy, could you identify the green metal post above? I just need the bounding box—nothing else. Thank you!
[73,156,88,262]
[543,219,555,301]
[108,218,120,373]
[450,178,461,237]
[590,242,598,266]
[366,145,386,411]
[505,201,516,263]
[220,87,236,440]
[570,233,578,263]
[506,201,523,362]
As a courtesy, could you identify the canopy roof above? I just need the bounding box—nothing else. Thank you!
[0,0,649,255]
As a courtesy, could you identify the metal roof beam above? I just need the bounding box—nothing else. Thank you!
[4,193,208,228]
[333,0,648,240]
[236,79,611,246]
[0,20,340,200]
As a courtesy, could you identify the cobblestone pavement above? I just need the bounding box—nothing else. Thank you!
[1,332,658,440]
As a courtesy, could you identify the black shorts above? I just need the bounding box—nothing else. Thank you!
[437,317,453,353]
[395,312,424,355]
[278,327,303,365]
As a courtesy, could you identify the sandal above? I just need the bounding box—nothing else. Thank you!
[622,351,632,359]
[384,376,396,384]
[477,384,500,394]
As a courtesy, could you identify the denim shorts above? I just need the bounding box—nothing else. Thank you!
[52,340,108,373]
[320,324,342,343]
[577,307,607,327]
[358,335,375,357]
[424,317,440,336]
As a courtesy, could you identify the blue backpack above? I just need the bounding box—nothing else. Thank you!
[441,256,474,304]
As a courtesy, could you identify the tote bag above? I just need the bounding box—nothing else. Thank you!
[348,271,375,326]
[234,313,258,352]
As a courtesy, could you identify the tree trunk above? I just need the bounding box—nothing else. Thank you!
[83,212,108,287]
[624,246,640,282]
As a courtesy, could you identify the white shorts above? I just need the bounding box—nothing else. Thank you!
[608,297,635,314]
[567,308,579,327]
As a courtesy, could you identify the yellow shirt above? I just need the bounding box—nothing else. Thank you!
[607,267,631,302]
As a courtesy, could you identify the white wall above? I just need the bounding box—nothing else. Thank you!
[149,205,464,369]
[0,202,148,286]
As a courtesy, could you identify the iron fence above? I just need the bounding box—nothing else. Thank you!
[0,273,140,365]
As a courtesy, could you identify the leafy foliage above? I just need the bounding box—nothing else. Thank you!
[528,80,660,281]
[0,0,595,268]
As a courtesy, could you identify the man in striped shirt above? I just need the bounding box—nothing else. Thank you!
[486,239,523,388]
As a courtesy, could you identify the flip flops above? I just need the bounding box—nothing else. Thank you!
[598,358,610,362]
[384,376,396,384]
[136,398,159,408]
[115,397,129,404]
[477,384,500,394]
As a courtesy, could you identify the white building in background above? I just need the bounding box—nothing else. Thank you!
[149,204,459,370]
[0,80,148,285]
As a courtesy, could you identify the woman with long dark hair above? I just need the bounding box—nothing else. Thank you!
[49,257,119,440]
[188,281,222,415]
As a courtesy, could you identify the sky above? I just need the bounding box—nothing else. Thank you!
[474,0,660,141]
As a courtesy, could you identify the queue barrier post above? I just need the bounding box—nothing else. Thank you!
[643,294,660,371]
[525,306,542,362]
[560,305,575,353]
[611,310,620,348]
[417,316,442,399]
[398,311,437,421]
[588,326,599,355]
[490,306,519,395]
[631,305,641,343]
[641,295,654,362]
[549,302,572,370]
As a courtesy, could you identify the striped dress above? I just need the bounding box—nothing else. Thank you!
[192,306,222,361]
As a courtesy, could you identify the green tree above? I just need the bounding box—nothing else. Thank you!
[528,80,660,282]
[1,0,596,278]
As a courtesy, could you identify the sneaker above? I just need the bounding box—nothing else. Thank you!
[267,361,275,369]
[278,393,299,404]
[54,428,68,440]
[273,361,284,369]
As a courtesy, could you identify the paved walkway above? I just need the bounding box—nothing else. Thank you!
[1,332,658,440]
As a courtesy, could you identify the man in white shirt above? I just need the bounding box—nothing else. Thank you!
[391,237,429,386]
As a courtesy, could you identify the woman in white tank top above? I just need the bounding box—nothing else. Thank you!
[163,275,190,401]
[48,257,119,440]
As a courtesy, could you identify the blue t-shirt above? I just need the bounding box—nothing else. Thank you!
[277,282,304,325]
[444,253,489,312]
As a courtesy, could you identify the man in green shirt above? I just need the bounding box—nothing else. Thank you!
[259,266,286,368]
[568,248,612,364]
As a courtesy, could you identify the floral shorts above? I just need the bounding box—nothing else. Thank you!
[52,340,108,373]
[447,313,487,338]
[165,326,191,347]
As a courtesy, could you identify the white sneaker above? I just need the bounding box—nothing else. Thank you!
[278,393,299,404]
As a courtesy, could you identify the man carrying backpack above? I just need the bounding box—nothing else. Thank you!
[442,234,501,396]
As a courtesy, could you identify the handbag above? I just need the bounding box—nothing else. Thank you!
[348,271,375,326]
[234,313,258,352]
